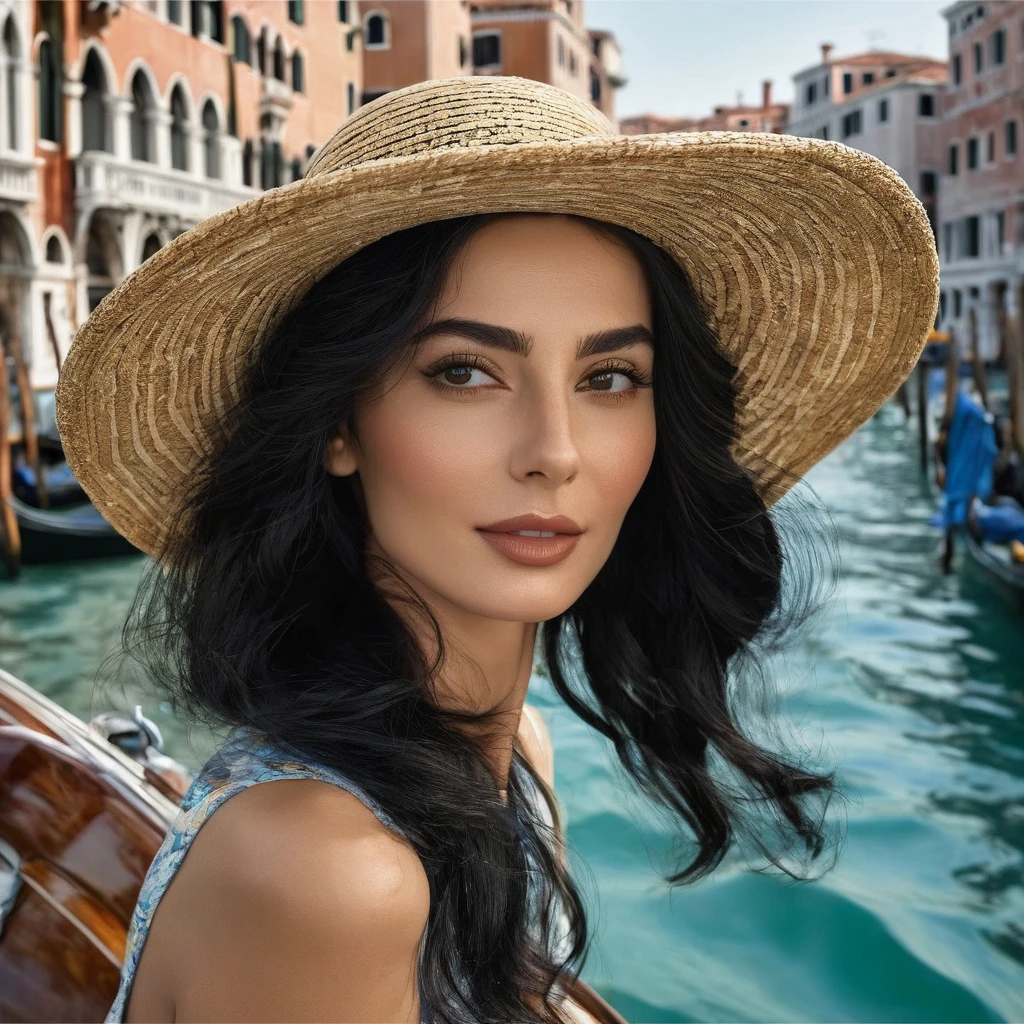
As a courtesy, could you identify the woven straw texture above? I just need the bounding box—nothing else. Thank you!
[55,75,940,558]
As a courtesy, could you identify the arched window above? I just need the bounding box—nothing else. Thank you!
[3,16,19,149]
[81,49,110,152]
[193,1,224,42]
[202,99,220,179]
[141,233,162,262]
[231,15,250,64]
[287,0,304,25]
[256,28,266,74]
[290,156,302,181]
[242,137,253,187]
[346,81,355,114]
[364,12,388,48]
[260,138,282,189]
[45,236,63,263]
[472,31,500,67]
[38,38,62,142]
[273,36,285,80]
[84,213,121,312]
[130,70,155,161]
[291,51,304,93]
[208,0,224,43]
[170,84,189,171]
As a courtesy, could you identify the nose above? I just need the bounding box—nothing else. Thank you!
[509,382,582,486]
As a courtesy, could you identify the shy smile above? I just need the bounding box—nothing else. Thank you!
[475,529,581,566]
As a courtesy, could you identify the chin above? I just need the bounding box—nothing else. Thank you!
[460,584,586,624]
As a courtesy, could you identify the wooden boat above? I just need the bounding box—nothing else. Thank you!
[0,668,187,1022]
[6,495,140,566]
[964,532,1024,594]
[0,668,626,1024]
[11,452,88,508]
[965,497,1024,600]
[1,329,136,573]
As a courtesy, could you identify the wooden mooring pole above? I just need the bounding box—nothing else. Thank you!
[916,359,929,472]
[0,337,21,577]
[43,291,62,376]
[967,306,990,411]
[1008,278,1024,458]
[12,335,47,510]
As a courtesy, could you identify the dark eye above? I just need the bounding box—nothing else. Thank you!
[431,363,497,389]
[588,370,637,393]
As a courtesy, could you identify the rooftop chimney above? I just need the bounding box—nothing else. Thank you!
[821,43,834,64]
[762,80,772,109]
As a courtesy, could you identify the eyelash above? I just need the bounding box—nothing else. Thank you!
[423,352,654,403]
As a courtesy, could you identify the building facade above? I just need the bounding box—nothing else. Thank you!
[0,0,622,434]
[619,79,788,134]
[1,0,363,432]
[936,0,1024,359]
[470,0,618,115]
[587,28,624,122]
[360,0,472,102]
[788,44,947,243]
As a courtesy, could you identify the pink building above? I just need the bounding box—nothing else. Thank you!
[0,0,365,434]
[936,0,1024,358]
[360,1,472,102]
[469,1,624,120]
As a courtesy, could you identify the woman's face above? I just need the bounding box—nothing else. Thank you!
[326,214,657,626]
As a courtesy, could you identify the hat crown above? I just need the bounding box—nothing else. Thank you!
[306,76,617,177]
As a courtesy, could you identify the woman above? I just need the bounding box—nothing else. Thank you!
[55,76,940,1023]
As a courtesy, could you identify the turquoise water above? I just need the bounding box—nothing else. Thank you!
[1,402,1022,1023]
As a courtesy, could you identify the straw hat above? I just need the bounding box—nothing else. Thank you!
[55,75,939,558]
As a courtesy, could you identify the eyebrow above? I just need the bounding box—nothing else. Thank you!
[411,317,655,360]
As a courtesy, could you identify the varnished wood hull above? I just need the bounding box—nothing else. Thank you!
[0,669,627,1024]
[0,670,186,1023]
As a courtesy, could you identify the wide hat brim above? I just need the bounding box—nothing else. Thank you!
[56,87,939,559]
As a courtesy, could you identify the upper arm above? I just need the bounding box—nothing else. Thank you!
[165,779,430,1023]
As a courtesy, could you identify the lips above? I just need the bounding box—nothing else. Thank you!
[477,514,583,535]
[476,514,584,566]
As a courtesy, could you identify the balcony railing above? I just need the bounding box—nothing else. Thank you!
[75,150,257,220]
[0,151,39,204]
[260,76,293,124]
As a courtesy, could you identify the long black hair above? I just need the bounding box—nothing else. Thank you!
[118,212,845,1023]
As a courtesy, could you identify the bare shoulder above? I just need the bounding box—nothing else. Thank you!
[154,778,430,1023]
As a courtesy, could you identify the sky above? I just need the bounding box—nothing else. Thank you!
[586,0,952,119]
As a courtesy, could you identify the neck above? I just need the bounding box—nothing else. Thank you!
[366,540,539,797]
[434,615,539,796]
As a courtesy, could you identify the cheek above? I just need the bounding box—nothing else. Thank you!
[589,412,657,519]
[356,400,490,529]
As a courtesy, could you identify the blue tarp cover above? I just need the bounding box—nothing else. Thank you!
[971,499,1024,545]
[929,390,999,530]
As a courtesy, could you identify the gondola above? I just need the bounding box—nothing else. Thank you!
[964,532,1024,593]
[11,453,88,508]
[6,494,141,565]
[965,495,1024,600]
[0,667,625,1024]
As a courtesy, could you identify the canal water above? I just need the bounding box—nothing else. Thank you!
[1,401,1022,1023]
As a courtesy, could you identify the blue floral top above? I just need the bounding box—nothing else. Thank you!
[106,726,441,1022]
